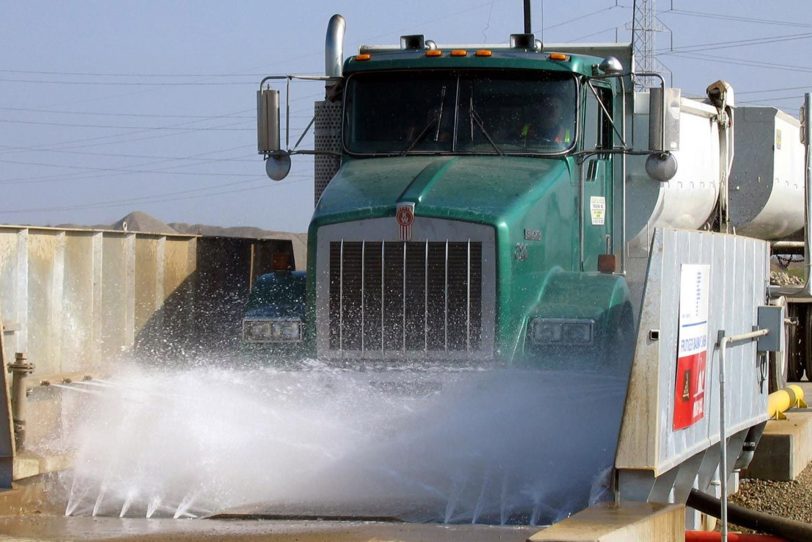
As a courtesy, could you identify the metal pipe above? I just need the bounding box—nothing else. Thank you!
[579,158,586,271]
[8,352,34,451]
[444,240,449,351]
[804,92,812,293]
[381,241,385,353]
[717,328,770,542]
[402,242,407,352]
[685,530,788,541]
[620,75,628,274]
[424,240,428,353]
[285,77,290,150]
[466,239,471,352]
[325,14,346,79]
[339,239,344,353]
[688,488,812,542]
[523,0,531,33]
[361,241,365,353]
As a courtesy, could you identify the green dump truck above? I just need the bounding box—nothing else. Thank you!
[247,16,655,368]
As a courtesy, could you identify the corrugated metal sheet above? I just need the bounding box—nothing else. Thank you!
[617,228,770,475]
[0,226,297,484]
[0,227,295,373]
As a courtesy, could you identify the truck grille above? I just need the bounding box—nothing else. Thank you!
[328,240,482,353]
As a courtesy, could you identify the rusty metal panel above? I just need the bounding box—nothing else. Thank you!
[26,231,64,376]
[134,236,162,336]
[101,234,134,359]
[135,237,197,357]
[61,232,101,372]
[0,230,22,363]
[164,237,196,300]
[1,226,294,367]
[91,233,104,366]
[0,302,13,487]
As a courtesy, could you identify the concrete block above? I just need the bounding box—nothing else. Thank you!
[527,502,684,542]
[13,452,71,482]
[744,411,812,481]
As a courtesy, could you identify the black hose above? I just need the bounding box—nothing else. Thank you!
[687,488,812,542]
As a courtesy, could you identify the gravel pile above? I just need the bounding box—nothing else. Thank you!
[770,270,804,286]
[727,463,812,532]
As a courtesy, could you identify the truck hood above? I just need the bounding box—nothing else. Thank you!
[313,156,571,226]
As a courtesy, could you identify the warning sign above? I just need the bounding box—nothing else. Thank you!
[590,196,605,226]
[673,264,710,430]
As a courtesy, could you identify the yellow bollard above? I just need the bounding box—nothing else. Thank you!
[767,384,806,420]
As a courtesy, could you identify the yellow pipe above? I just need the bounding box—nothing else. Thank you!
[768,384,806,420]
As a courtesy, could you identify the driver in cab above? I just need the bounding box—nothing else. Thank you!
[519,94,572,150]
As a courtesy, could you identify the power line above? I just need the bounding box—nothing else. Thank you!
[738,95,807,106]
[0,144,256,184]
[542,5,620,33]
[0,118,252,131]
[736,85,812,96]
[664,8,810,28]
[0,68,265,77]
[0,175,311,214]
[0,105,253,120]
[0,157,262,181]
[570,25,624,42]
[0,77,261,87]
[664,31,812,54]
[0,107,254,155]
[0,146,256,163]
[663,51,812,74]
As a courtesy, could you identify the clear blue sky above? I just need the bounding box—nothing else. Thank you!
[0,1,809,232]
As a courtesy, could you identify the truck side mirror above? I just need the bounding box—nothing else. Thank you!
[646,87,680,182]
[258,88,281,154]
[258,88,291,181]
[648,87,680,153]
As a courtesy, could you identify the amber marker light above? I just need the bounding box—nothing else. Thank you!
[426,49,443,57]
[549,52,569,61]
[355,53,371,61]
[450,49,468,57]
[475,49,493,57]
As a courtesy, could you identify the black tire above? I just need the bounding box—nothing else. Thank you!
[805,304,812,381]
[788,304,805,382]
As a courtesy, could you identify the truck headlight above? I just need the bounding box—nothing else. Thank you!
[243,319,303,343]
[529,318,594,346]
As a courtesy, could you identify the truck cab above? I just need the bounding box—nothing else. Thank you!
[253,27,634,368]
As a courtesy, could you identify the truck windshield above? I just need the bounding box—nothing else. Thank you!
[343,70,577,155]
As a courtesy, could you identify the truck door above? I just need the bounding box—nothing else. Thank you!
[580,83,614,272]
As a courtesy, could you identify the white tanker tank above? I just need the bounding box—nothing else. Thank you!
[626,86,806,246]
[729,106,806,240]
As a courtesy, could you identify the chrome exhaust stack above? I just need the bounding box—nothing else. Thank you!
[325,14,346,79]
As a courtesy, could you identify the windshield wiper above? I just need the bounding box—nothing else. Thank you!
[401,84,449,156]
[469,98,504,156]
[401,117,437,156]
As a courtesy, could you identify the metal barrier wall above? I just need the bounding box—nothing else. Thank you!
[616,228,770,504]
[0,225,294,485]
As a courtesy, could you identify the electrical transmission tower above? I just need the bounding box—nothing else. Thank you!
[632,0,658,89]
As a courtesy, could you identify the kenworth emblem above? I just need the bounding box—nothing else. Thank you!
[396,202,415,241]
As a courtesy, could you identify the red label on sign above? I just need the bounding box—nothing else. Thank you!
[673,351,707,430]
